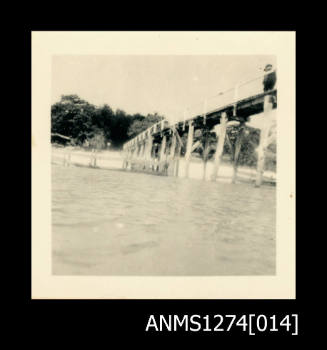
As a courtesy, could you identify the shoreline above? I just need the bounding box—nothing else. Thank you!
[52,146,276,185]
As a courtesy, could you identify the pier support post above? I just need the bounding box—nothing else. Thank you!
[202,134,210,181]
[124,148,132,169]
[255,95,273,187]
[122,151,126,169]
[184,121,194,178]
[89,149,96,168]
[232,123,245,184]
[159,135,167,173]
[130,147,135,161]
[175,140,182,177]
[211,112,227,181]
[160,135,167,161]
[130,147,136,170]
[168,134,177,176]
[145,136,153,172]
[170,134,176,159]
[146,136,153,160]
[139,142,145,158]
[93,151,97,167]
[64,152,71,166]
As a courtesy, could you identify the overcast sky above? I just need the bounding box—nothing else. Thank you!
[52,55,276,122]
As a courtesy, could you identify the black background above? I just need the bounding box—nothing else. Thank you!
[19,18,304,340]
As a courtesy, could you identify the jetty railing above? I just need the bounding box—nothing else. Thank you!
[123,71,276,151]
[122,70,277,187]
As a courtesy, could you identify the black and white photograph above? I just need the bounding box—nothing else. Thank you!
[32,32,295,298]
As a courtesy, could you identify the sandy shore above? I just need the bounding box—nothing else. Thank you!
[52,146,276,184]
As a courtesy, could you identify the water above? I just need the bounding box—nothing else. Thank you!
[52,164,276,275]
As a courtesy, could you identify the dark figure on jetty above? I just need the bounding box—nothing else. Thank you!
[263,64,276,92]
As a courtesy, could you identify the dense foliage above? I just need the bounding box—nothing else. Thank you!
[51,95,164,149]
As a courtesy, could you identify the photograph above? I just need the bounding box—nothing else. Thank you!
[32,31,295,299]
[51,55,277,276]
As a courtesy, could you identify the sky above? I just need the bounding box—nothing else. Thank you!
[52,55,276,123]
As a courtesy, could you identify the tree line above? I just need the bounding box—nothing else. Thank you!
[51,94,164,149]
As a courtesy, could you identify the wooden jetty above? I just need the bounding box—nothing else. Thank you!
[122,71,277,187]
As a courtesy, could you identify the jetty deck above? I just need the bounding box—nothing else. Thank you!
[122,71,277,187]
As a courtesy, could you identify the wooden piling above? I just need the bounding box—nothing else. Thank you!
[129,147,135,163]
[158,136,167,173]
[255,95,273,187]
[160,135,167,161]
[122,150,127,169]
[89,151,93,167]
[174,128,183,148]
[184,122,194,178]
[89,149,97,168]
[167,134,176,176]
[175,141,182,177]
[232,124,245,184]
[170,134,176,159]
[211,112,227,181]
[202,129,210,180]
[146,136,153,160]
[130,148,136,170]
[139,142,145,158]
[126,148,132,169]
[93,151,97,167]
[63,152,71,167]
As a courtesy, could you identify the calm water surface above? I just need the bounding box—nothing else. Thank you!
[52,164,276,275]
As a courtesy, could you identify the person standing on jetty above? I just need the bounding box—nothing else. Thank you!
[263,64,276,92]
[262,64,277,107]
